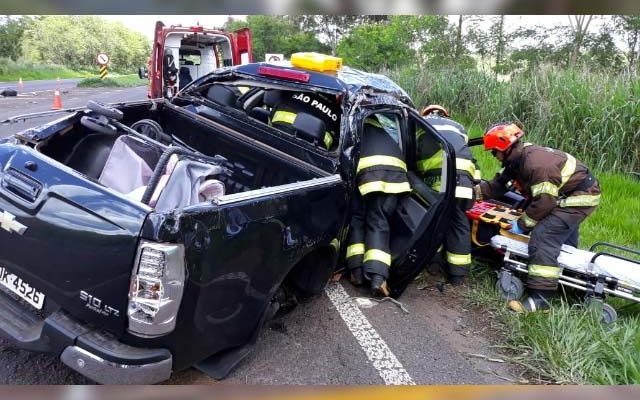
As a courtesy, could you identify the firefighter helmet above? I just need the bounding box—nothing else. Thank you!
[420,104,449,118]
[483,123,524,152]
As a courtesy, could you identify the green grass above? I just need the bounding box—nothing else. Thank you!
[389,64,640,174]
[0,58,92,81]
[464,122,640,384]
[77,74,147,88]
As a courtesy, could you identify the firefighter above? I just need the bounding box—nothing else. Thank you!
[345,114,411,297]
[269,90,340,151]
[417,105,480,285]
[476,122,601,312]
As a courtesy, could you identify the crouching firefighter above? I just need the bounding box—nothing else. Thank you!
[477,122,601,313]
[345,114,411,297]
[418,105,480,286]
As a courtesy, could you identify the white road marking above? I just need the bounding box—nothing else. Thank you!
[325,282,415,385]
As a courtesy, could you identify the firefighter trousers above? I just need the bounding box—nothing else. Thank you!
[345,193,397,280]
[527,206,594,291]
[431,200,472,278]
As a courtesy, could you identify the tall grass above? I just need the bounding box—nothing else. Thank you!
[0,57,92,81]
[388,64,640,175]
[77,75,147,88]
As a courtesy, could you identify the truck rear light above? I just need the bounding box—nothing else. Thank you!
[127,241,186,337]
[257,66,310,83]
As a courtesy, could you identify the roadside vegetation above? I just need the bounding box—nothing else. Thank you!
[0,58,92,81]
[77,74,147,88]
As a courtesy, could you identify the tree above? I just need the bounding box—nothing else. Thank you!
[0,15,34,61]
[224,16,330,62]
[614,15,640,72]
[568,15,593,67]
[21,16,150,72]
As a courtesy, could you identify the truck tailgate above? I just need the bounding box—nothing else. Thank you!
[0,144,150,333]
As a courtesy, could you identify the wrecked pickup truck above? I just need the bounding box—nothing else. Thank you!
[0,54,457,384]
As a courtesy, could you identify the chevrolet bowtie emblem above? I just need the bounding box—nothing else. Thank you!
[0,210,27,235]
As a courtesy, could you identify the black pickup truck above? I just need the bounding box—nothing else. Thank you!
[0,56,457,383]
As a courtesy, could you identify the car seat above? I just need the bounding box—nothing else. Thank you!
[179,67,193,90]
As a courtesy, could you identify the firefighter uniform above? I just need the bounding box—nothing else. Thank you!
[479,141,601,293]
[417,114,480,281]
[270,91,340,150]
[345,116,411,295]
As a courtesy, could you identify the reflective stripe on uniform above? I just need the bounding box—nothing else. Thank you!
[560,154,577,188]
[520,213,538,228]
[330,238,340,251]
[417,150,443,173]
[363,249,392,267]
[455,158,477,177]
[455,186,474,199]
[474,169,482,180]
[531,181,559,197]
[446,251,471,266]
[528,264,561,279]
[559,194,601,207]
[357,155,407,174]
[431,124,468,143]
[323,132,333,150]
[358,181,412,196]
[272,110,296,125]
[346,243,365,259]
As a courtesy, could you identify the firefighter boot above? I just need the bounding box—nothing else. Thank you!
[370,274,390,297]
[508,290,555,313]
[350,267,364,286]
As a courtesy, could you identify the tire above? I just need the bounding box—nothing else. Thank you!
[80,115,118,135]
[0,89,17,97]
[495,270,524,301]
[86,100,124,121]
[131,119,171,144]
[601,303,617,325]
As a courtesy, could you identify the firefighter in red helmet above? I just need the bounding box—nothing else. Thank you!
[477,122,601,312]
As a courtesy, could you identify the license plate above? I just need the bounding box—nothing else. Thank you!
[0,267,45,310]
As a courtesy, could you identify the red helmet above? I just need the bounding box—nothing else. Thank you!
[420,104,449,118]
[483,123,524,152]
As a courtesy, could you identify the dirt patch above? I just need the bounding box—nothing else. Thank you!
[410,273,529,384]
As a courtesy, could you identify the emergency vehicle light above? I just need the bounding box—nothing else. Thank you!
[291,52,342,72]
[257,66,310,83]
[190,26,204,32]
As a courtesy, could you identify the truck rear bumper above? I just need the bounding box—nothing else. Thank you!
[0,290,172,384]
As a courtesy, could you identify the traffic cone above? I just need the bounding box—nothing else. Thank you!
[51,89,63,110]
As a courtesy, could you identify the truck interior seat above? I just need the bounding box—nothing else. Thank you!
[64,133,118,180]
[291,112,328,148]
[206,85,240,108]
[179,67,193,90]
[248,107,270,124]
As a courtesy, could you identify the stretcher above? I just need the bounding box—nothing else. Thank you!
[466,199,640,323]
[490,235,640,323]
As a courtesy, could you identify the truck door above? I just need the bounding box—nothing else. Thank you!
[149,21,166,98]
[353,108,456,297]
[232,28,253,65]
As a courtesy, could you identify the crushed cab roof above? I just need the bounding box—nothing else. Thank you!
[220,62,414,106]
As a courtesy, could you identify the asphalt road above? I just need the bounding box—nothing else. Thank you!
[0,84,519,385]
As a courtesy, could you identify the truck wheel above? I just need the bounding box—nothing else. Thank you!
[86,100,124,121]
[80,115,118,135]
[495,270,524,301]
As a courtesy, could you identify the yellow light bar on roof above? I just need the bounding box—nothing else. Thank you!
[291,52,343,72]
